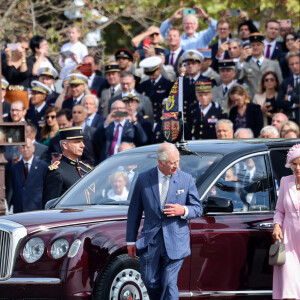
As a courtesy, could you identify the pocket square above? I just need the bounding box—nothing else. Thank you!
[176,189,184,195]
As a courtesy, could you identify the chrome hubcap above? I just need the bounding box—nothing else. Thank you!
[109,268,148,300]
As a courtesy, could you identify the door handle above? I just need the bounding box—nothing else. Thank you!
[259,223,273,228]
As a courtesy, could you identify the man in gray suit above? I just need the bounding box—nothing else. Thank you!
[100,62,121,117]
[127,142,202,300]
[236,32,283,98]
[212,59,248,111]
[108,71,154,124]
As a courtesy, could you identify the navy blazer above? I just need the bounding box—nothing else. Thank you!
[126,167,202,260]
[11,157,48,213]
[165,49,184,77]
[90,113,105,129]
[270,42,282,60]
[210,42,230,71]
[229,102,264,137]
[90,74,107,98]
[2,100,10,119]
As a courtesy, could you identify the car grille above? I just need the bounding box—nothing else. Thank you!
[0,220,27,280]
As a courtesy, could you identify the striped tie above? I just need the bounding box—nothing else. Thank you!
[160,175,169,210]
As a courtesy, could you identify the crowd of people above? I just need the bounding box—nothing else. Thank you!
[1,7,300,214]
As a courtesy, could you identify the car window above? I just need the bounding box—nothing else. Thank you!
[206,155,270,212]
[55,151,222,208]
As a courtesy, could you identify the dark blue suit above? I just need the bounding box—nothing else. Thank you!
[126,167,202,299]
[11,157,48,213]
[90,113,105,129]
[210,42,230,71]
[90,74,107,98]
[165,49,184,77]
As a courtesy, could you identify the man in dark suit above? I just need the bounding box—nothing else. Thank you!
[165,28,184,77]
[277,52,300,123]
[37,66,59,107]
[11,138,48,213]
[190,81,227,139]
[108,71,154,124]
[139,56,173,124]
[1,78,11,119]
[82,94,105,128]
[263,20,282,60]
[25,81,52,141]
[43,127,92,206]
[93,100,147,163]
[210,18,231,71]
[126,142,202,300]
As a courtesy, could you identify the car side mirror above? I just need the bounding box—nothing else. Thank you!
[204,196,233,214]
[45,198,59,210]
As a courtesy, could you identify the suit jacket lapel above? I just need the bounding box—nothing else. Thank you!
[288,177,298,213]
[149,167,161,208]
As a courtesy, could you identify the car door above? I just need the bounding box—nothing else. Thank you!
[189,153,274,298]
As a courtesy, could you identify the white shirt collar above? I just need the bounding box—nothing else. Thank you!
[35,102,46,113]
[23,155,34,166]
[157,167,171,180]
[153,74,162,84]
[199,102,212,116]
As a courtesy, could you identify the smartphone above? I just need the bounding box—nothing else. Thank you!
[183,8,196,15]
[7,43,19,51]
[229,9,240,17]
[60,50,73,57]
[277,19,291,28]
[221,38,227,43]
[143,38,150,47]
[79,63,92,77]
[114,111,128,118]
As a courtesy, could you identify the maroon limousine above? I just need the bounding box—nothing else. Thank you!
[0,139,297,300]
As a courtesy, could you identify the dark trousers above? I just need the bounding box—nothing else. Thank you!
[138,230,184,300]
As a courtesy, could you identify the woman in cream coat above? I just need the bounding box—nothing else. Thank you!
[272,144,300,300]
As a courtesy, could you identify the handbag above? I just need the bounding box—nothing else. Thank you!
[268,239,286,266]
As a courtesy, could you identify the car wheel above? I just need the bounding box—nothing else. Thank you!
[94,254,149,300]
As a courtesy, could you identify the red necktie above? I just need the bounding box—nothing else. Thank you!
[266,44,271,59]
[109,123,121,156]
[170,52,174,66]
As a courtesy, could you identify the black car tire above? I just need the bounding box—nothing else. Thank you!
[94,254,148,300]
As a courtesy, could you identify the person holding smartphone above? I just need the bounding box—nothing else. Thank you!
[92,100,147,163]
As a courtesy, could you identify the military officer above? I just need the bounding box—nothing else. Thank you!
[181,49,216,125]
[139,56,173,124]
[25,80,52,141]
[190,81,228,140]
[37,66,59,107]
[43,126,92,207]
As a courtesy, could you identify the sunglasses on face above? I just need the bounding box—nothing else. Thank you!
[46,115,56,120]
[264,78,275,82]
[150,32,159,37]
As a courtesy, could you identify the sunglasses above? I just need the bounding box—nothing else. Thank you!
[264,78,275,82]
[46,115,56,119]
[150,32,159,37]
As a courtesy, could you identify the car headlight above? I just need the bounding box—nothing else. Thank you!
[68,239,81,258]
[23,237,45,263]
[51,238,69,259]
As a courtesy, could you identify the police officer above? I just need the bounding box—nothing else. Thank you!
[25,80,52,141]
[139,56,173,124]
[122,94,153,144]
[43,126,92,207]
[190,81,227,139]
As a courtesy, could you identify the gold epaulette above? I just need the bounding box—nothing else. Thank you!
[48,161,60,171]
[79,161,93,170]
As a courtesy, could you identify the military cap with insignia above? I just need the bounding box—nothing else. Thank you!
[182,49,204,63]
[1,78,9,90]
[154,45,165,57]
[140,56,162,75]
[105,61,120,73]
[249,32,265,44]
[115,49,133,61]
[37,66,58,79]
[59,126,84,140]
[31,80,52,95]
[66,73,88,85]
[218,59,236,70]
[198,48,212,59]
[195,81,212,93]
[122,94,140,103]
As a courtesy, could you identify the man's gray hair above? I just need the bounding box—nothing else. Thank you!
[234,128,254,138]
[260,125,279,137]
[82,94,99,108]
[59,139,68,152]
[157,142,179,161]
[183,14,198,25]
[228,38,243,48]
[215,119,233,131]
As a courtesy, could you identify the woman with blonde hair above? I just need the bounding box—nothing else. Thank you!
[228,86,263,137]
[280,120,300,138]
[107,171,129,201]
[253,71,280,126]
[40,107,59,146]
